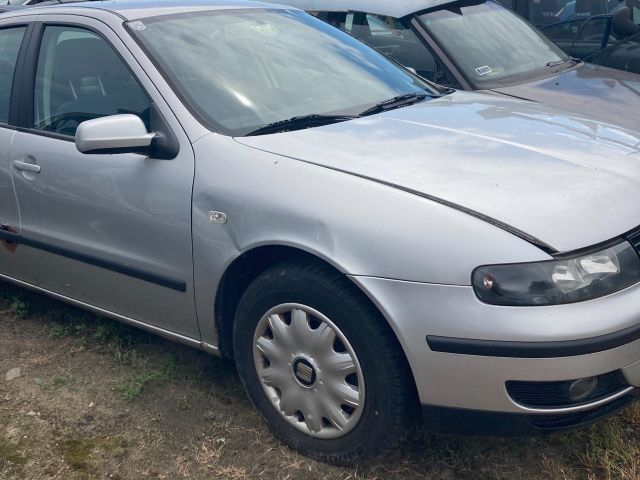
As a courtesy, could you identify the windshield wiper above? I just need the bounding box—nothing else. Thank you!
[245,114,357,136]
[546,57,581,68]
[358,93,432,117]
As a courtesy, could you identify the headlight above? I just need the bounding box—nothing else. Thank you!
[473,241,640,306]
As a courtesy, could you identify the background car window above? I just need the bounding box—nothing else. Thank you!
[530,0,575,26]
[545,0,624,23]
[0,27,26,124]
[419,2,568,86]
[33,26,150,137]
[312,11,458,86]
[590,32,640,72]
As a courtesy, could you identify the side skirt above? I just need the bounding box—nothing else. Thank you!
[0,272,221,356]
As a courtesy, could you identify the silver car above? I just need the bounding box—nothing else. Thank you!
[1,0,640,464]
[261,0,640,134]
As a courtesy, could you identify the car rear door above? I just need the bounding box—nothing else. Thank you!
[0,17,37,284]
[9,16,200,339]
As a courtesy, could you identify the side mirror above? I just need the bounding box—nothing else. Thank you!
[75,114,156,155]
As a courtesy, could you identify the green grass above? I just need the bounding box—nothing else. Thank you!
[116,356,179,401]
[0,438,26,477]
[61,436,126,473]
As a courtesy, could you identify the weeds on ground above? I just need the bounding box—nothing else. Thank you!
[0,438,26,478]
[1,281,151,356]
[117,355,179,400]
[61,436,127,473]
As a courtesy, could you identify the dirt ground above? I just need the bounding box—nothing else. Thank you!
[1,282,640,480]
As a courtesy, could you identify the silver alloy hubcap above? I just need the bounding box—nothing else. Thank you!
[253,303,365,439]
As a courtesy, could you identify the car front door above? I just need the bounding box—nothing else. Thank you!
[0,21,38,284]
[10,18,200,338]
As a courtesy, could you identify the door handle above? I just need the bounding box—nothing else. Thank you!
[13,160,41,174]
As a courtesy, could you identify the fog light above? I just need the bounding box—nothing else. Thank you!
[568,377,598,402]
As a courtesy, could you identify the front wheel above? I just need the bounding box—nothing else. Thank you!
[233,259,418,464]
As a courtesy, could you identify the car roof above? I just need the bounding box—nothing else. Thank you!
[257,0,457,18]
[0,0,293,21]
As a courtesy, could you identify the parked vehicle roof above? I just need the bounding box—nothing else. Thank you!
[0,0,294,19]
[258,0,455,18]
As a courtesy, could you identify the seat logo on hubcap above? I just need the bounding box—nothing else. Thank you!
[293,358,316,387]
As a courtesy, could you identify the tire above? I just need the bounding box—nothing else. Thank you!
[233,258,418,465]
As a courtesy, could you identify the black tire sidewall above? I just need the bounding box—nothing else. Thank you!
[233,265,407,462]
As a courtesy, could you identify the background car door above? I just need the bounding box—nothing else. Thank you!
[541,16,617,57]
[0,23,38,284]
[589,31,640,71]
[10,20,200,338]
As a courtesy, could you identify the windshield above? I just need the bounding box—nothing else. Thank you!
[127,9,436,136]
[418,1,569,86]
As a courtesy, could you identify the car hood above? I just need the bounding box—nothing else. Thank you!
[492,63,640,133]
[235,91,640,253]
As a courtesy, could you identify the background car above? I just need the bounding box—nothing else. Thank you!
[539,3,638,58]
[498,0,640,65]
[264,0,640,133]
[588,29,640,71]
[501,0,626,26]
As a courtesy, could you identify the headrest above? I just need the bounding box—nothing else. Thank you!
[613,7,640,38]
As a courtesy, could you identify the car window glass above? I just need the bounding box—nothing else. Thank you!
[555,0,623,23]
[576,16,613,42]
[33,26,151,137]
[530,0,576,26]
[590,33,640,72]
[542,18,588,41]
[128,10,436,137]
[0,27,26,124]
[315,11,454,85]
[419,2,567,85]
[634,2,640,23]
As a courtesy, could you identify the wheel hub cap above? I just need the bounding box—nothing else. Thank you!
[253,303,365,439]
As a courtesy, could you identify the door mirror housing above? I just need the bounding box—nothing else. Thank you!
[75,114,156,155]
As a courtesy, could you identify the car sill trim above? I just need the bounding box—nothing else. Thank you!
[427,322,640,358]
[0,272,204,350]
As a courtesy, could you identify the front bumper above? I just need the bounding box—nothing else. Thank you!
[422,393,638,436]
[351,276,640,415]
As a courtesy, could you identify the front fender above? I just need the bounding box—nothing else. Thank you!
[191,134,551,347]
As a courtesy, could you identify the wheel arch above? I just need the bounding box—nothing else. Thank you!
[213,243,413,382]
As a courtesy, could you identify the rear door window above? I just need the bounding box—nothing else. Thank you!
[0,26,26,124]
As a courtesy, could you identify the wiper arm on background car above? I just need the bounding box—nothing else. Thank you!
[358,93,431,117]
[546,57,581,68]
[245,114,358,136]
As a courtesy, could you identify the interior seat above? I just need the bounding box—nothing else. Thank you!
[612,7,640,38]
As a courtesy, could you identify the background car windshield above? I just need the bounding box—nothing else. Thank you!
[128,9,434,136]
[418,2,568,85]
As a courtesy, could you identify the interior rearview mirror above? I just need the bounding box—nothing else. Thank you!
[75,114,156,155]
